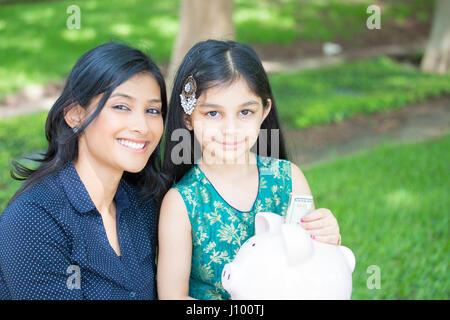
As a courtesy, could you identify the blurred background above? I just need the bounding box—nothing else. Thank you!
[0,0,448,299]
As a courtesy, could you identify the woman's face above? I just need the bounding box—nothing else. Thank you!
[75,72,164,174]
[185,77,271,164]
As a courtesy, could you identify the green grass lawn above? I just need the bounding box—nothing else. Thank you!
[270,56,450,129]
[0,112,47,210]
[0,0,435,101]
[304,134,449,299]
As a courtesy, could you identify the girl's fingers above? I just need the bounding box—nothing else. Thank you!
[301,208,331,222]
[300,219,325,230]
[311,234,340,245]
[306,226,339,237]
[300,216,337,230]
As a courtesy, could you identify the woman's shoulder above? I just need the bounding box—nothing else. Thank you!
[0,173,66,232]
[3,171,63,212]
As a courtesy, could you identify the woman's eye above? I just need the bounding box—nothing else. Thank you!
[206,111,219,118]
[147,108,161,115]
[240,110,253,116]
[113,104,129,111]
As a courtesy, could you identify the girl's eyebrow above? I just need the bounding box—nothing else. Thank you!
[198,100,259,108]
[110,92,161,103]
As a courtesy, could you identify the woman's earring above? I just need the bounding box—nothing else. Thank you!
[72,126,79,133]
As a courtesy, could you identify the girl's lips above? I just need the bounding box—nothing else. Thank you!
[219,140,245,150]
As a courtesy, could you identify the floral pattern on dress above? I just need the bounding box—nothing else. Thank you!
[173,153,292,300]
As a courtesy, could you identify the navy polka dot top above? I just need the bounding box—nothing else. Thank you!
[0,161,158,300]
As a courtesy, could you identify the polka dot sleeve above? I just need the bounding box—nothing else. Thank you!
[0,200,83,300]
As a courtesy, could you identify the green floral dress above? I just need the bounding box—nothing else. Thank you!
[172,153,292,300]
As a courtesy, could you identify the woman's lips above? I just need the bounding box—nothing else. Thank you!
[116,138,150,153]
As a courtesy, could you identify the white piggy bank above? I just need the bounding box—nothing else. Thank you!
[221,212,356,300]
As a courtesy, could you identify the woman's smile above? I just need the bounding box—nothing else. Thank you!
[116,138,150,153]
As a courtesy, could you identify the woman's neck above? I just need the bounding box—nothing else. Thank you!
[73,156,122,214]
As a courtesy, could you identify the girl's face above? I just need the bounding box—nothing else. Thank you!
[185,77,271,164]
[71,73,164,174]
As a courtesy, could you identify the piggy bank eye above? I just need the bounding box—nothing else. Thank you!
[252,243,256,247]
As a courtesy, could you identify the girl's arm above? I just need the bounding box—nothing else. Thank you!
[290,162,341,245]
[157,188,195,300]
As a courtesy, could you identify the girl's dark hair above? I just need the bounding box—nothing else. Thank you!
[9,41,168,206]
[162,39,288,191]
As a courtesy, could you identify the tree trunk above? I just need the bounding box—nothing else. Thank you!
[421,0,450,74]
[166,0,235,94]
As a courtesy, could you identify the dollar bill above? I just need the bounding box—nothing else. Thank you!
[284,193,314,224]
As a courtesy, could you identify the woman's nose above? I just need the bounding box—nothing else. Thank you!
[129,112,149,135]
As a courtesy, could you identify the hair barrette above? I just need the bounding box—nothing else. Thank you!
[180,75,197,115]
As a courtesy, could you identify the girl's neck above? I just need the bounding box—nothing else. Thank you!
[73,156,122,214]
[198,151,257,181]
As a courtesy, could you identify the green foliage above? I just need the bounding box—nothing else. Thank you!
[304,134,450,299]
[271,57,450,129]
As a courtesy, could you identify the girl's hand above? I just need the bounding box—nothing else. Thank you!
[299,208,341,245]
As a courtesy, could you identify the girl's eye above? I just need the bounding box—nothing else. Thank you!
[206,111,219,118]
[240,110,253,116]
[113,104,129,111]
[147,108,161,115]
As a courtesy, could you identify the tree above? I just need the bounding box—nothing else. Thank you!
[421,0,450,74]
[166,0,235,94]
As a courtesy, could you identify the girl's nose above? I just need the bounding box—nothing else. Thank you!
[221,116,239,135]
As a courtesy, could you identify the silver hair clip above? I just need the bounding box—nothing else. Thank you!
[180,75,197,115]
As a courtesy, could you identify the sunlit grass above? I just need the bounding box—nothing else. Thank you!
[271,56,450,128]
[0,112,47,211]
[0,0,436,101]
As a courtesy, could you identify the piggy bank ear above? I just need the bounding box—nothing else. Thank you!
[339,246,356,273]
[281,224,312,265]
[255,212,283,235]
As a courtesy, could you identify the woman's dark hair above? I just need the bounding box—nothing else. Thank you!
[9,41,168,206]
[162,39,288,191]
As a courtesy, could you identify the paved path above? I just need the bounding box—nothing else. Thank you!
[285,95,450,168]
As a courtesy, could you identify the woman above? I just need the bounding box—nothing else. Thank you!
[0,42,168,299]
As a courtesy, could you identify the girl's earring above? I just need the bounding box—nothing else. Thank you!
[72,126,79,133]
[180,75,197,115]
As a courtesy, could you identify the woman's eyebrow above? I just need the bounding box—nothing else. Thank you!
[110,92,161,103]
[111,92,135,100]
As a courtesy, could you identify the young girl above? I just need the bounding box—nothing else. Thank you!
[0,42,167,299]
[157,40,341,300]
